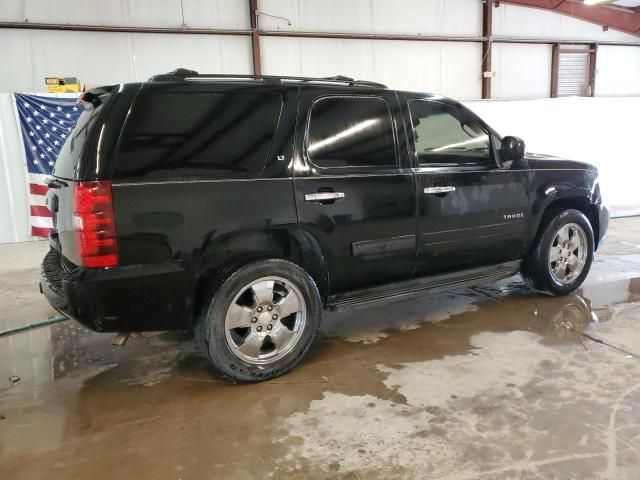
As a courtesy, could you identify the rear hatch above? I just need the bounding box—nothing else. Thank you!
[46,84,135,267]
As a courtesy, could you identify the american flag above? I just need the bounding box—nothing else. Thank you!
[15,94,82,238]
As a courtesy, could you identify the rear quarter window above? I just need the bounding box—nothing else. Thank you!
[116,91,283,179]
[53,92,110,180]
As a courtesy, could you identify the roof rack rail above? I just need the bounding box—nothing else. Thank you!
[148,69,387,88]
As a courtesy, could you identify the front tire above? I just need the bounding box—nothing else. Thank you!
[521,209,594,296]
[196,259,321,382]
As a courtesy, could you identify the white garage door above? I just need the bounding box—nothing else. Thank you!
[557,52,591,97]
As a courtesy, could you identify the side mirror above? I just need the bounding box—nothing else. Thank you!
[499,136,525,167]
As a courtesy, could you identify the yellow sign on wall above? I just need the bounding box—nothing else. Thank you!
[45,77,81,93]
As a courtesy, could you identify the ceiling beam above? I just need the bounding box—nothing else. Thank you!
[500,0,640,36]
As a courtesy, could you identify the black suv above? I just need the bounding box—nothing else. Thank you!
[41,70,609,381]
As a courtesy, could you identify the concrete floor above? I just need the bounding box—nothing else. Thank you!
[2,218,640,479]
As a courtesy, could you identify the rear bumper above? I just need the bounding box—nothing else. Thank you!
[40,248,192,332]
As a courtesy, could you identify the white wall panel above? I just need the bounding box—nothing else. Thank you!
[261,36,481,99]
[258,0,482,36]
[491,43,552,99]
[0,0,249,29]
[595,46,640,97]
[493,4,640,43]
[0,29,252,92]
[129,33,252,79]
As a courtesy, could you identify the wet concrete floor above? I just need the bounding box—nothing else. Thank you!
[2,217,640,479]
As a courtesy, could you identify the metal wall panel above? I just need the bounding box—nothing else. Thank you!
[491,43,552,99]
[0,0,249,29]
[261,36,482,99]
[258,0,482,36]
[595,46,640,97]
[0,29,252,92]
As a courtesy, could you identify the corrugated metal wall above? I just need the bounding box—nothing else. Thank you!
[491,43,552,100]
[596,46,640,96]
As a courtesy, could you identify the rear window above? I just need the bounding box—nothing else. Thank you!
[53,91,111,180]
[115,91,283,178]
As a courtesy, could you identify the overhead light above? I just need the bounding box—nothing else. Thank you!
[583,0,611,5]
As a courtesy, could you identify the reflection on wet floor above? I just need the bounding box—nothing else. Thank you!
[2,241,640,478]
[2,272,638,392]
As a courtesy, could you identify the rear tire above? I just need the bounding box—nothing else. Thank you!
[521,209,594,296]
[196,259,321,382]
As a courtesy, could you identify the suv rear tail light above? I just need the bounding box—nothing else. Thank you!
[73,181,119,268]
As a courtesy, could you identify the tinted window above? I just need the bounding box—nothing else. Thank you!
[408,101,491,166]
[307,96,396,168]
[116,91,283,178]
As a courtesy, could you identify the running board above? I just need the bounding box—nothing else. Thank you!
[325,261,521,312]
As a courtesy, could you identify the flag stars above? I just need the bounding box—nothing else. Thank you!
[54,140,60,146]
[49,112,56,117]
[26,117,32,123]
[48,161,54,166]
[39,104,46,110]
[28,131,35,137]
[34,159,39,165]
[65,113,71,118]
[40,153,45,159]
[52,126,57,132]
[46,147,53,152]
[56,106,62,111]
[31,145,37,151]
[72,106,78,112]
[44,133,50,138]
[42,119,48,124]
[33,111,39,117]
[37,139,44,145]
[59,120,64,125]
[35,125,42,131]
[23,102,30,108]
[61,134,67,139]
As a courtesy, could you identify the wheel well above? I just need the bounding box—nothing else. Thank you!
[539,197,600,247]
[191,234,328,328]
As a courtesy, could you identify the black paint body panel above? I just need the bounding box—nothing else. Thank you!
[41,81,609,332]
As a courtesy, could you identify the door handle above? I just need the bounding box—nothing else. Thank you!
[305,192,345,202]
[424,186,456,194]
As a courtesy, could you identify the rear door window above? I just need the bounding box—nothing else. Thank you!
[116,91,283,178]
[306,96,396,169]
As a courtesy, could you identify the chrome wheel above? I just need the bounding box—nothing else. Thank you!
[224,276,306,365]
[549,223,588,285]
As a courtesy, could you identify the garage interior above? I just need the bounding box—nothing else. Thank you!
[1,0,640,478]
